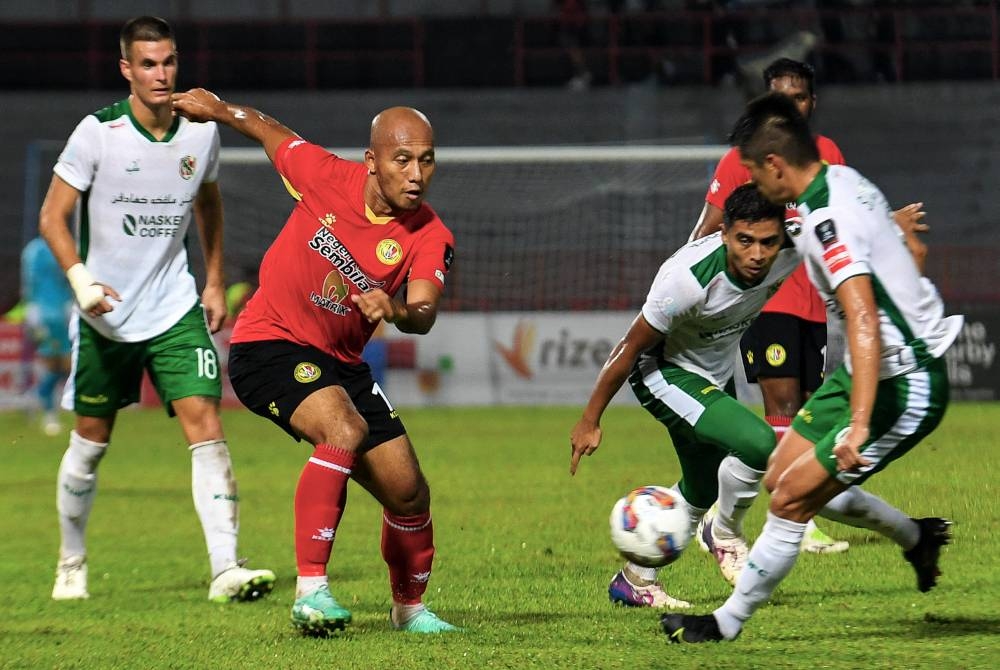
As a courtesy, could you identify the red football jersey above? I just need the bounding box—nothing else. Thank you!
[231,138,455,363]
[704,135,845,323]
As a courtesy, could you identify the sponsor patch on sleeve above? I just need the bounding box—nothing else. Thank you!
[443,244,454,270]
[815,219,852,274]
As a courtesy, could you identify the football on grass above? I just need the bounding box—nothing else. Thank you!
[609,486,690,568]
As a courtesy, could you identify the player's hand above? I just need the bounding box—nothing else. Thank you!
[570,419,602,476]
[201,283,227,333]
[892,202,928,235]
[351,289,403,324]
[83,284,121,318]
[171,88,224,123]
[831,424,872,473]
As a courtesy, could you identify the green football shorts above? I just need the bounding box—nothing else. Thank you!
[792,357,949,486]
[629,355,776,509]
[66,302,222,417]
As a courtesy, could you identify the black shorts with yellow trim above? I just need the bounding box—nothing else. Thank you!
[739,312,827,393]
[228,339,405,447]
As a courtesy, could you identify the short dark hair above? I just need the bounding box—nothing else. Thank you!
[763,58,815,96]
[120,16,174,60]
[728,92,820,168]
[722,183,786,230]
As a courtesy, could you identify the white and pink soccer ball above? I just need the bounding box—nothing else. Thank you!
[609,486,690,568]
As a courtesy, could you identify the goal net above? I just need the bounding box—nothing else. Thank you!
[23,142,727,312]
[217,144,727,312]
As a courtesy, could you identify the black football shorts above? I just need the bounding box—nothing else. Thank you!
[739,313,827,393]
[229,339,406,448]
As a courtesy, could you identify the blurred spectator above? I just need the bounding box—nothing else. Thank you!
[21,237,73,435]
[555,0,593,90]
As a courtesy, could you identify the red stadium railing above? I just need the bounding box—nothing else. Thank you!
[0,3,996,89]
[513,3,1000,86]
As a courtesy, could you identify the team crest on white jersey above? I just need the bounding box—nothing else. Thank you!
[179,155,196,180]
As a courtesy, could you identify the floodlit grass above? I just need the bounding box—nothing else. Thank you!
[2,403,998,669]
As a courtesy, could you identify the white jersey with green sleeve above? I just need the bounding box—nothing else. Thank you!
[53,99,220,342]
[793,164,963,378]
[640,233,799,387]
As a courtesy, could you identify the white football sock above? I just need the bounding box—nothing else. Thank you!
[668,483,708,545]
[190,439,239,577]
[714,456,763,540]
[713,512,805,640]
[296,575,328,598]
[57,431,108,559]
[623,562,658,585]
[818,487,919,550]
[392,602,426,625]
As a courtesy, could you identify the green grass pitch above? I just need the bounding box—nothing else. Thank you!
[2,403,998,669]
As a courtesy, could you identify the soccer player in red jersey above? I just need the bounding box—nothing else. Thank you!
[688,59,926,559]
[172,89,459,635]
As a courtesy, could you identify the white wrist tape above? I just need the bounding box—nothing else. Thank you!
[66,263,105,310]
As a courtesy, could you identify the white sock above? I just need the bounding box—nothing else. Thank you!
[57,431,108,559]
[819,487,919,550]
[190,439,240,577]
[714,456,764,540]
[392,602,426,625]
[668,483,708,546]
[713,512,806,640]
[623,562,658,585]
[296,575,328,598]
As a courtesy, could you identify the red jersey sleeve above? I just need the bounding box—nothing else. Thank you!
[705,147,752,210]
[408,218,455,291]
[273,137,358,201]
[816,135,846,166]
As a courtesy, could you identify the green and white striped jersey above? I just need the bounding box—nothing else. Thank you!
[641,233,799,388]
[793,164,962,378]
[54,99,220,342]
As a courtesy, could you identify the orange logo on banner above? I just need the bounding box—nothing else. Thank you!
[494,321,535,379]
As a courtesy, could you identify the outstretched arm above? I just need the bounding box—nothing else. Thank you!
[570,314,664,475]
[689,202,725,240]
[891,202,929,274]
[171,88,298,164]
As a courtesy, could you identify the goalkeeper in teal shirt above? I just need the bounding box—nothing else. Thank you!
[21,237,73,435]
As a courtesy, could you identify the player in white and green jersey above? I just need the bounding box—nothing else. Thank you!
[663,93,962,644]
[571,184,797,607]
[38,16,273,605]
[54,98,218,342]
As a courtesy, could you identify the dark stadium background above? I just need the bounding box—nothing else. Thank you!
[3,1,997,347]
